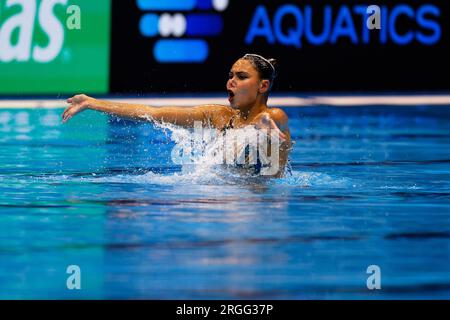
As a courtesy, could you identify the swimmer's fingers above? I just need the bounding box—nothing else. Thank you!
[62,104,82,123]
[268,118,287,142]
[65,94,89,108]
[62,107,69,122]
[257,114,286,142]
[62,101,75,123]
[66,95,80,105]
[64,106,83,123]
[62,107,73,123]
[62,111,74,123]
[62,95,90,123]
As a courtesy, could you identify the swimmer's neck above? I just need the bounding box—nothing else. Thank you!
[236,102,268,122]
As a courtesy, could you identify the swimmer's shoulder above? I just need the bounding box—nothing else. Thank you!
[268,107,289,130]
[197,104,236,128]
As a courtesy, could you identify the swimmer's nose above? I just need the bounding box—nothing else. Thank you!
[226,78,236,89]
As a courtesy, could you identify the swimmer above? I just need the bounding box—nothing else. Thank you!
[62,54,291,177]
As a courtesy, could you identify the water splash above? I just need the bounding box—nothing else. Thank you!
[32,121,353,188]
[150,118,281,177]
[34,168,352,188]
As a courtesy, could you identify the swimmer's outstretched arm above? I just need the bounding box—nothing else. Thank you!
[62,94,230,127]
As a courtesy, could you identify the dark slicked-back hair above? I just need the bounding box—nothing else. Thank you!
[241,54,279,91]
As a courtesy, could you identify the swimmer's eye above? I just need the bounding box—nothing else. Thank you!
[228,72,248,80]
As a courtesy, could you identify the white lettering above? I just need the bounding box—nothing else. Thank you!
[367,265,381,290]
[176,305,210,318]
[0,0,36,62]
[66,265,81,290]
[33,0,67,63]
[0,0,66,63]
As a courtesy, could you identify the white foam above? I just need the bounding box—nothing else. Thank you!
[33,122,354,188]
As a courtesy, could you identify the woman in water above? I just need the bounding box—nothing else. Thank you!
[62,54,291,177]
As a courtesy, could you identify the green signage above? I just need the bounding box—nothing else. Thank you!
[0,0,110,94]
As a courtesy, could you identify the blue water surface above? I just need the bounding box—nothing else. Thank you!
[0,105,449,299]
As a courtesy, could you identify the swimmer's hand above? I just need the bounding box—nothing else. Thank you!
[62,94,94,123]
[252,113,287,142]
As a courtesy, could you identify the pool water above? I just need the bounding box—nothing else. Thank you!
[0,105,449,299]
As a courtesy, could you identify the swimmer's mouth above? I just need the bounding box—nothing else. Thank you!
[227,90,235,102]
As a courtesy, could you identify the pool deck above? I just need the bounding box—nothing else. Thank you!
[1,94,450,109]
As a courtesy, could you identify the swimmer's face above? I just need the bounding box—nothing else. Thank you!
[226,59,269,109]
